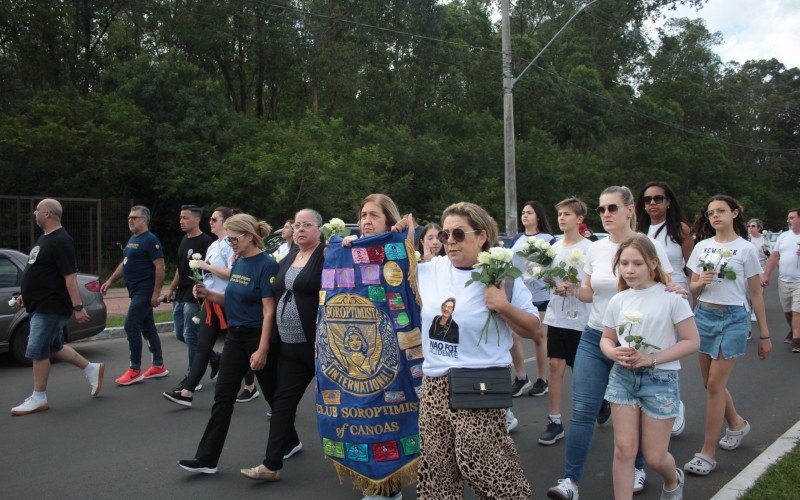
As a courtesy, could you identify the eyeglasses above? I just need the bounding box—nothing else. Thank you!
[292,222,317,230]
[127,216,144,222]
[437,228,478,244]
[642,195,666,205]
[210,217,221,223]
[705,208,729,218]
[224,233,247,246]
[748,224,758,228]
[595,204,620,215]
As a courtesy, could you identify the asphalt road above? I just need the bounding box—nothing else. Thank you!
[1,285,799,500]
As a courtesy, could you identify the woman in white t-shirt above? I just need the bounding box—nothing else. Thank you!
[548,186,679,500]
[683,195,771,477]
[416,202,539,499]
[746,218,769,270]
[600,235,699,499]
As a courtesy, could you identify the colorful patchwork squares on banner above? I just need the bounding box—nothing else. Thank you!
[366,246,386,263]
[359,264,381,285]
[400,435,421,456]
[321,390,341,405]
[345,443,369,463]
[388,293,405,311]
[384,242,408,261]
[351,248,370,264]
[323,438,345,458]
[372,441,400,462]
[383,261,404,287]
[384,391,406,403]
[409,363,423,379]
[392,311,410,329]
[368,285,387,302]
[397,328,421,350]
[335,268,355,288]
[405,346,423,361]
[321,269,336,289]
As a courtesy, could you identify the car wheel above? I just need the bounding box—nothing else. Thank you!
[10,321,32,366]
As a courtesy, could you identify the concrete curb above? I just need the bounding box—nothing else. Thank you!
[75,322,175,342]
[710,419,800,499]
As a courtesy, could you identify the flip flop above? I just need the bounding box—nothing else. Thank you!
[684,453,717,476]
[719,420,751,450]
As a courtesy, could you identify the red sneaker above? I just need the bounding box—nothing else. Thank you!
[142,365,169,379]
[115,368,144,386]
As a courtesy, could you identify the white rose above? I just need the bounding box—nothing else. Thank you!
[530,264,543,278]
[329,218,346,231]
[489,246,506,262]
[477,251,492,265]
[546,248,557,258]
[567,249,586,267]
[188,260,200,270]
[623,310,644,325]
[191,316,201,325]
[501,248,514,262]
[718,247,734,259]
[8,297,17,307]
[540,241,551,250]
[414,251,421,261]
[192,253,203,260]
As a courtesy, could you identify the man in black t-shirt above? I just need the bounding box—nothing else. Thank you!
[165,205,213,388]
[11,199,105,416]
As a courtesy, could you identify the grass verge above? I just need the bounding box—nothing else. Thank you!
[106,310,174,328]
[741,441,800,499]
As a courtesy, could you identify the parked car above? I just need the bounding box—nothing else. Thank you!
[764,231,782,252]
[0,249,107,365]
[263,223,361,254]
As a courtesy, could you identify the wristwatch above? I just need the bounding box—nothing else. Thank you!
[73,304,84,312]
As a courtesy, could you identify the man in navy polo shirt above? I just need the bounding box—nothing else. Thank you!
[101,205,168,385]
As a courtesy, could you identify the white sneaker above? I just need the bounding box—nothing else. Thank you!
[283,442,303,460]
[87,362,105,397]
[547,478,579,499]
[195,383,203,391]
[506,409,518,432]
[633,467,646,494]
[671,401,686,436]
[362,494,401,500]
[11,396,49,416]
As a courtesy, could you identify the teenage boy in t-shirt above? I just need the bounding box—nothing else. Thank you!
[102,205,168,385]
[11,199,105,415]
[165,205,213,390]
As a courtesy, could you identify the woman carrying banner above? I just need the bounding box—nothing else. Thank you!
[325,193,418,500]
[414,202,539,499]
[239,208,325,480]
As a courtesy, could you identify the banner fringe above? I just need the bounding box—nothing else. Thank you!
[328,457,419,496]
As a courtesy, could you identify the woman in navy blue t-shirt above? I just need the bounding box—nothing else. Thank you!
[178,213,280,478]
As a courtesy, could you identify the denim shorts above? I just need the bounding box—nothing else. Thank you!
[25,312,69,360]
[694,302,749,360]
[604,364,681,420]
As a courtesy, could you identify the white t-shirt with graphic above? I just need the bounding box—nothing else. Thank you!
[202,239,234,293]
[648,222,688,289]
[748,235,768,268]
[543,238,592,331]
[418,256,538,377]
[511,232,555,304]
[774,230,800,282]
[687,236,762,308]
[585,237,674,330]
[602,283,694,371]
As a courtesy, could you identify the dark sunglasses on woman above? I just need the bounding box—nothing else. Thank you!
[437,228,478,245]
[595,204,620,215]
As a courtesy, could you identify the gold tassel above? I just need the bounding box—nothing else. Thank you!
[404,239,422,307]
[328,457,419,496]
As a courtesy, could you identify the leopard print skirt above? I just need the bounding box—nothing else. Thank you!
[416,374,531,499]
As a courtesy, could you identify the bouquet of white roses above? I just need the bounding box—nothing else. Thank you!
[617,310,660,351]
[8,296,20,311]
[517,236,557,268]
[467,246,522,345]
[187,253,204,324]
[699,247,736,280]
[544,248,586,286]
[321,218,350,240]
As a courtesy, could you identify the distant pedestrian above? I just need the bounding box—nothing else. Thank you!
[273,219,295,262]
[11,198,105,415]
[761,208,800,348]
[101,205,168,385]
[165,205,214,390]
[747,218,769,271]
[580,224,599,242]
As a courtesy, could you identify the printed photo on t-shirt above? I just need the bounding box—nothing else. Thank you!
[429,297,460,344]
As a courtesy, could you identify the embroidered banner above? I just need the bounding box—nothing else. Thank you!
[316,232,422,495]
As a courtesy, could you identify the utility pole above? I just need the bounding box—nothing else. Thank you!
[500,0,600,238]
[501,0,517,238]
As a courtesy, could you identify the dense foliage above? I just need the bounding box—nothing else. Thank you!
[1,0,798,246]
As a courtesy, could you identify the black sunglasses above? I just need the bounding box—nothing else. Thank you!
[437,228,478,244]
[595,204,620,215]
[642,195,666,205]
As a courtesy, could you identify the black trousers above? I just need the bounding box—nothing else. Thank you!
[194,327,278,466]
[184,304,255,391]
[262,341,315,470]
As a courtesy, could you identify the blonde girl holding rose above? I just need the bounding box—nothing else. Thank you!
[683,195,771,477]
[599,235,699,500]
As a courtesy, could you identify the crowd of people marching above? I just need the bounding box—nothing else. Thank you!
[11,182,800,500]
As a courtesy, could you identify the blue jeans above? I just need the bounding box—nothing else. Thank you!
[565,326,644,484]
[125,294,164,370]
[173,300,200,372]
[26,313,68,359]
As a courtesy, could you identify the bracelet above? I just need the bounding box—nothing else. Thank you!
[759,336,771,340]
[651,356,657,369]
